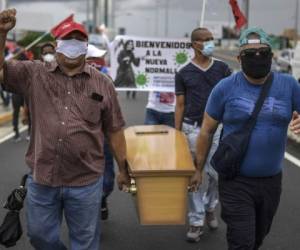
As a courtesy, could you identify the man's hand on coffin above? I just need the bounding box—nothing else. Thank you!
[290,111,300,134]
[117,168,131,192]
[188,170,203,192]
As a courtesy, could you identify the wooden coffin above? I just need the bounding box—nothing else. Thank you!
[124,125,195,225]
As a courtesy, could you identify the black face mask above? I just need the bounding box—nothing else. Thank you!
[240,49,273,79]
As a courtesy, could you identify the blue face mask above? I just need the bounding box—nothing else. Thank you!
[201,41,215,57]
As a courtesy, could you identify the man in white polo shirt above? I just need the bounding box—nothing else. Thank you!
[144,91,175,127]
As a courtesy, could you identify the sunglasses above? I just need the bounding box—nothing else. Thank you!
[240,47,272,57]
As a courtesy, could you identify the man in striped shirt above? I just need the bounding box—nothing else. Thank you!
[0,9,130,250]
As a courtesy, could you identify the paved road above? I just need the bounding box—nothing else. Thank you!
[0,92,300,250]
[214,48,240,71]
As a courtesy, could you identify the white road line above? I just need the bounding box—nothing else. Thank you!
[284,152,300,168]
[0,126,27,144]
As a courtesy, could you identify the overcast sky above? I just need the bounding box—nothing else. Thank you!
[7,0,297,37]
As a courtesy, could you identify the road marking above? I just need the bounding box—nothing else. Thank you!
[0,126,27,144]
[284,152,300,168]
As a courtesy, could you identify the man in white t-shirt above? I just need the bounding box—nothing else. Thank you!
[144,91,175,127]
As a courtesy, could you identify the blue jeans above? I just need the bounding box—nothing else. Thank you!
[103,139,115,198]
[182,123,221,226]
[26,175,103,250]
[144,108,174,127]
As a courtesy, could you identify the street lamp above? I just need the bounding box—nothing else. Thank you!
[244,0,249,29]
[153,0,171,36]
[200,0,207,27]
[155,0,159,36]
[165,0,170,36]
[295,0,299,45]
[0,0,7,10]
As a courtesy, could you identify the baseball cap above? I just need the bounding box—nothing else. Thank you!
[86,44,107,58]
[239,27,272,48]
[39,41,56,50]
[55,22,88,39]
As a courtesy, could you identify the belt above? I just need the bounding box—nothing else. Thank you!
[183,117,201,127]
[237,172,282,180]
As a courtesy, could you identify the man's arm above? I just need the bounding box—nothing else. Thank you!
[196,113,219,172]
[107,129,130,190]
[0,9,16,83]
[189,112,219,191]
[175,94,185,130]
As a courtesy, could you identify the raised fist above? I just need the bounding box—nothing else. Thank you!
[0,9,16,34]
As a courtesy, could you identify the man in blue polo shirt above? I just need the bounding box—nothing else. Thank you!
[175,27,231,242]
[191,27,300,249]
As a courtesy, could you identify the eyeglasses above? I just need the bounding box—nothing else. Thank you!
[240,47,272,57]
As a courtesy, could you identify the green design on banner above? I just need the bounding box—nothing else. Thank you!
[135,72,149,86]
[175,51,189,65]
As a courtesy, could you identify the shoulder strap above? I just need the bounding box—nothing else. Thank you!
[247,73,274,130]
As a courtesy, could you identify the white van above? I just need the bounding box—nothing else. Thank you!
[276,49,294,73]
[291,41,300,82]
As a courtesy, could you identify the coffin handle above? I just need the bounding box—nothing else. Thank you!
[128,178,137,195]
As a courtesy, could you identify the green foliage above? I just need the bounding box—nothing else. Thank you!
[17,31,55,59]
[269,35,291,50]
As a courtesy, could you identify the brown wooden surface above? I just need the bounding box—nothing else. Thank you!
[135,176,189,225]
[125,125,195,176]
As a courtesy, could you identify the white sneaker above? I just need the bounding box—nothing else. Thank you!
[13,136,21,143]
[186,225,204,242]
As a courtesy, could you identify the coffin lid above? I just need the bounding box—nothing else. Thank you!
[125,125,195,177]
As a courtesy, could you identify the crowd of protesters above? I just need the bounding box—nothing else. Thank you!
[1,7,300,250]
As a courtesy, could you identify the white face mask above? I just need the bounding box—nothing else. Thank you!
[56,39,88,59]
[42,53,55,63]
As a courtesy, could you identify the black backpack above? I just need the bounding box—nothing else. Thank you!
[211,73,273,180]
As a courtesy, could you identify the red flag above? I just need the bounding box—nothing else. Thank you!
[50,14,74,38]
[229,0,247,30]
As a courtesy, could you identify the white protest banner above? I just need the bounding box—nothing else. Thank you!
[110,35,193,92]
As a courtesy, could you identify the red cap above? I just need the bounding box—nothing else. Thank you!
[55,22,88,39]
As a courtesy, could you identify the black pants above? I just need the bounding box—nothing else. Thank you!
[219,173,282,250]
[126,91,136,99]
[12,94,24,137]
